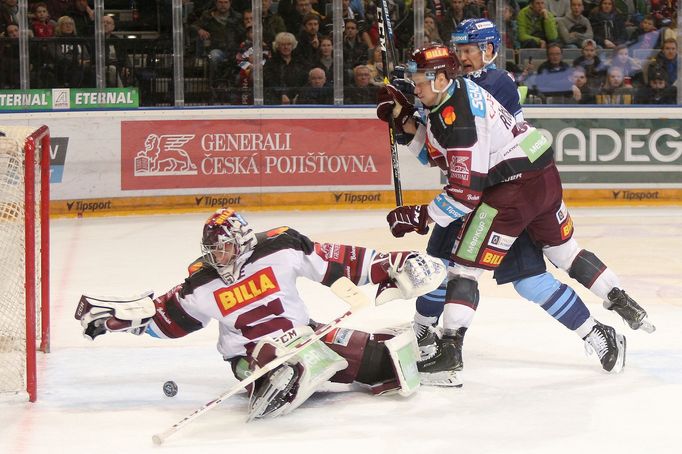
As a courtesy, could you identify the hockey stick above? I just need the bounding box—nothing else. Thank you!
[151,277,370,445]
[377,0,403,206]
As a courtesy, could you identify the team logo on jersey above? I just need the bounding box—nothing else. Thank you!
[448,150,471,186]
[488,232,516,250]
[213,267,280,316]
[480,248,506,266]
[266,226,289,238]
[441,106,456,125]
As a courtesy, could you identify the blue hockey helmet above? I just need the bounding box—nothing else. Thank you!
[451,19,501,55]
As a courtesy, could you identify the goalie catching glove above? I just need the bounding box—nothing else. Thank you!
[376,84,416,134]
[370,251,446,305]
[74,293,156,340]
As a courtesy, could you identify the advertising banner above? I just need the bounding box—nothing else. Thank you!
[533,118,682,185]
[120,119,392,190]
[0,88,138,111]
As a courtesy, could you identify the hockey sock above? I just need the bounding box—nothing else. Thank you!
[568,249,621,300]
[415,283,447,320]
[513,273,590,331]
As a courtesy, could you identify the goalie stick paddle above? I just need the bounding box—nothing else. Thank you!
[377,0,403,206]
[151,277,370,445]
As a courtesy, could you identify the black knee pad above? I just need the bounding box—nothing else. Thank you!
[568,249,606,289]
[446,276,480,310]
[355,339,395,385]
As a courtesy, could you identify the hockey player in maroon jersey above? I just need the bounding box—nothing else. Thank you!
[74,208,445,419]
[376,43,653,386]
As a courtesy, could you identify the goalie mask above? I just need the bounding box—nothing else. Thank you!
[201,208,256,284]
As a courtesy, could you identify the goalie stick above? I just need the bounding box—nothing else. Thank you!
[377,0,403,206]
[151,277,370,445]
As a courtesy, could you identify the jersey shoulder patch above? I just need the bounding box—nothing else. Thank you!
[248,227,315,263]
[181,261,221,297]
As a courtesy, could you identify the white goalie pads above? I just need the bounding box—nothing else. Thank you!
[247,326,349,421]
[375,330,421,397]
[376,253,447,305]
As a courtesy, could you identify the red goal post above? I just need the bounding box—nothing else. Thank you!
[0,125,50,402]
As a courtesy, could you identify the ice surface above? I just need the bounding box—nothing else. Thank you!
[1,208,681,454]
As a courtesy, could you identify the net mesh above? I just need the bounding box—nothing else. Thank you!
[0,126,44,398]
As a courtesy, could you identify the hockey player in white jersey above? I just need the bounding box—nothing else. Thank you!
[74,208,445,420]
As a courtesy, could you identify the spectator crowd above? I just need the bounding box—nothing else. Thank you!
[0,0,678,105]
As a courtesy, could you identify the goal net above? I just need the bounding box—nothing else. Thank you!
[0,125,50,402]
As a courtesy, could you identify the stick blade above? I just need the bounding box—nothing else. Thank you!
[330,277,371,310]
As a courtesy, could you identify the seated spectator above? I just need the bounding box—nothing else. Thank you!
[285,0,323,35]
[649,38,678,86]
[568,66,597,103]
[102,15,129,87]
[52,15,91,88]
[437,0,480,43]
[0,23,19,88]
[312,35,334,82]
[344,64,378,104]
[546,0,571,18]
[635,68,677,103]
[192,0,244,85]
[45,0,73,22]
[628,15,662,52]
[366,46,385,87]
[573,38,606,87]
[533,43,573,98]
[616,0,651,27]
[68,0,94,36]
[234,29,271,105]
[295,13,322,66]
[32,2,55,38]
[263,32,308,104]
[342,18,369,80]
[596,65,634,103]
[651,0,676,28]
[423,12,443,44]
[0,0,18,34]
[296,67,333,104]
[589,0,628,49]
[262,0,286,47]
[607,44,643,86]
[557,0,593,48]
[518,0,559,48]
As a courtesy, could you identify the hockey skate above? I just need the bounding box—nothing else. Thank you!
[413,321,439,362]
[603,288,655,333]
[417,328,464,387]
[583,321,626,373]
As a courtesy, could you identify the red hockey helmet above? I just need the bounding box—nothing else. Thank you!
[201,208,256,283]
[407,43,461,80]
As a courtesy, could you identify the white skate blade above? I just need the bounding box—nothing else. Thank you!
[609,334,626,374]
[419,370,463,388]
[639,319,656,333]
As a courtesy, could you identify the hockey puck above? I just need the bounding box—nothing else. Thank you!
[163,380,178,397]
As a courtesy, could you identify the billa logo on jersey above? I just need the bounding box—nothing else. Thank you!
[561,215,574,240]
[442,106,456,125]
[214,267,280,316]
[480,248,506,266]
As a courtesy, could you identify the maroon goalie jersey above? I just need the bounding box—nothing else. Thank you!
[146,227,374,359]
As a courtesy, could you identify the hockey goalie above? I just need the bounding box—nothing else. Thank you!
[74,208,445,420]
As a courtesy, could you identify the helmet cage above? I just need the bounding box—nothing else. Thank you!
[201,209,255,284]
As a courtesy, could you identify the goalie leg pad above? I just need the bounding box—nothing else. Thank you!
[247,333,348,420]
